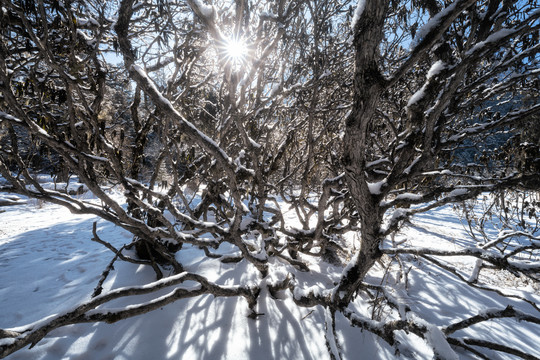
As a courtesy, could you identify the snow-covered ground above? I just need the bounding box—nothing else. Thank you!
[1,184,539,359]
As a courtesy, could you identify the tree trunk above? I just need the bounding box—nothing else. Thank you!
[335,1,389,308]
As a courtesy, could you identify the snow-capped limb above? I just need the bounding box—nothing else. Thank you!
[465,28,518,56]
[446,337,540,360]
[381,172,540,227]
[185,0,222,41]
[476,67,540,103]
[412,2,460,47]
[472,43,540,94]
[507,259,540,272]
[380,208,411,236]
[420,169,485,182]
[0,271,257,358]
[84,275,258,324]
[365,157,390,169]
[0,194,26,206]
[342,309,433,352]
[324,309,342,360]
[350,0,366,31]
[288,278,330,308]
[322,173,345,186]
[247,136,262,149]
[444,305,540,335]
[381,246,540,276]
[80,153,108,163]
[426,60,447,79]
[82,286,207,323]
[379,187,483,235]
[444,306,540,358]
[445,103,540,144]
[144,56,175,73]
[403,154,422,175]
[187,0,216,21]
[467,258,483,283]
[379,190,428,209]
[0,111,22,123]
[367,179,386,195]
[406,84,427,108]
[128,64,239,175]
[481,230,540,250]
[386,0,477,88]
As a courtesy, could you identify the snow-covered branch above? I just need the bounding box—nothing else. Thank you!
[381,246,540,275]
[0,272,257,358]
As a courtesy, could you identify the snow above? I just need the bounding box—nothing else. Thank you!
[468,258,483,283]
[81,153,108,162]
[1,186,539,359]
[403,155,422,175]
[0,194,26,206]
[350,0,366,30]
[259,11,278,20]
[394,193,424,202]
[425,324,459,360]
[427,60,446,79]
[407,85,427,107]
[76,29,95,46]
[367,179,386,195]
[466,28,516,56]
[0,112,22,123]
[411,0,459,48]
[324,310,341,359]
[366,158,389,168]
[248,136,262,149]
[447,188,469,198]
[507,259,540,271]
[319,69,332,80]
[190,0,215,19]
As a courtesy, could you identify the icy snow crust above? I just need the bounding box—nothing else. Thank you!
[1,181,539,359]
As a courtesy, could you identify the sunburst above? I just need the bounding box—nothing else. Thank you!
[221,36,248,69]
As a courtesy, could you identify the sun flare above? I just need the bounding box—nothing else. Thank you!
[226,39,247,59]
[222,37,248,68]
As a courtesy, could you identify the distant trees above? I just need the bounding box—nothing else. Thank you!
[1,0,539,358]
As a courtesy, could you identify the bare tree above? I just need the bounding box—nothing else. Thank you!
[0,0,539,358]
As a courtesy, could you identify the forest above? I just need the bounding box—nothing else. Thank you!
[0,0,539,359]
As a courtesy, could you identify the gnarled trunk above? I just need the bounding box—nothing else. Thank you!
[335,1,389,308]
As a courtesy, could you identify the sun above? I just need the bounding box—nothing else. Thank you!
[221,36,248,68]
[226,38,247,60]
